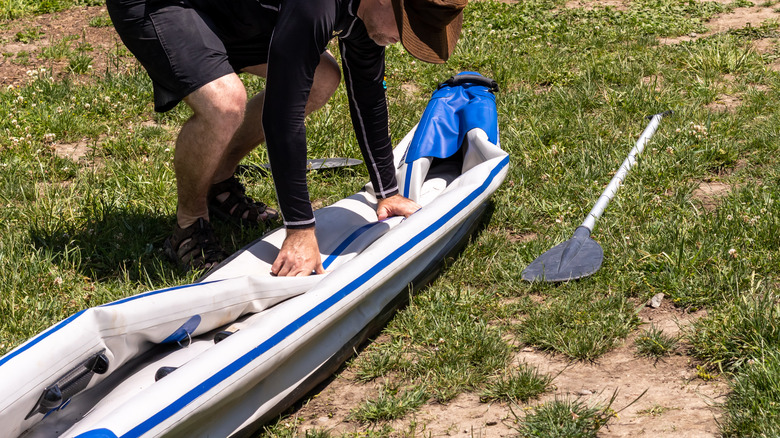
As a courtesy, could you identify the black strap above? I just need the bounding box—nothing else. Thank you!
[438,74,499,93]
[26,351,110,418]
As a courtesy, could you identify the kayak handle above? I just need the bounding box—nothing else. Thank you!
[438,74,499,93]
[25,351,110,419]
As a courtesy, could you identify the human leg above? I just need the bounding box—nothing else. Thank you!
[206,51,342,227]
[108,0,248,270]
[175,73,247,228]
[158,73,246,272]
[212,51,342,181]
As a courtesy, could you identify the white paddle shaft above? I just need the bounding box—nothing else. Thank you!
[581,112,668,232]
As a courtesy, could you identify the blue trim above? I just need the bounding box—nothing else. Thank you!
[0,309,87,368]
[100,280,223,307]
[0,280,224,369]
[115,154,509,438]
[160,315,202,344]
[74,429,119,438]
[322,222,382,270]
[403,162,413,198]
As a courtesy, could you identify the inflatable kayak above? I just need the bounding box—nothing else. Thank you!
[0,72,508,438]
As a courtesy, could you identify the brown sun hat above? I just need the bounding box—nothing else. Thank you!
[392,0,468,64]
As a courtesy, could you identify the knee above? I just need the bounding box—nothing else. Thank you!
[210,87,247,130]
[189,75,247,131]
[307,52,340,111]
[316,51,341,97]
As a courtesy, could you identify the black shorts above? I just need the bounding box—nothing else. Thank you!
[106,0,277,112]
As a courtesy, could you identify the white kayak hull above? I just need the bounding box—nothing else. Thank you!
[1,124,508,438]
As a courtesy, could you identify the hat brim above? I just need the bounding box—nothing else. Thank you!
[393,0,463,64]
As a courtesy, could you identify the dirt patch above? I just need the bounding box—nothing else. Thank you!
[705,93,742,112]
[0,5,129,87]
[706,5,779,35]
[52,138,93,161]
[293,303,725,436]
[509,231,537,243]
[659,4,780,45]
[400,82,423,97]
[752,38,776,54]
[564,0,628,11]
[691,180,732,211]
[641,74,664,91]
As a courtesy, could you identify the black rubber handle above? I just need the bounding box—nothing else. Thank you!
[25,351,109,418]
[438,74,499,93]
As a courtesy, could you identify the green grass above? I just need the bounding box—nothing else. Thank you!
[352,283,512,402]
[512,395,617,438]
[1,0,102,20]
[88,15,112,28]
[687,286,780,373]
[14,26,42,43]
[635,325,679,358]
[3,0,780,436]
[517,290,640,361]
[721,349,780,436]
[480,364,554,404]
[348,384,428,423]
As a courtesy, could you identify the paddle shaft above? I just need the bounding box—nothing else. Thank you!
[580,111,670,232]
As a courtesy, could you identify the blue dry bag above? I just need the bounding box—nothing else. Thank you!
[405,72,498,164]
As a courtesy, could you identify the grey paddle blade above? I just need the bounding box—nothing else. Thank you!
[238,158,363,176]
[305,157,363,170]
[522,227,604,282]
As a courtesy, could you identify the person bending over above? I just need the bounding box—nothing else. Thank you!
[107,0,467,274]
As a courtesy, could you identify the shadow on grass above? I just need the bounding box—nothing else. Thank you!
[28,209,177,284]
[27,207,276,286]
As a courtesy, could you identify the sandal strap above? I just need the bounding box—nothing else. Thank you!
[208,176,246,200]
[208,176,278,227]
[166,218,226,270]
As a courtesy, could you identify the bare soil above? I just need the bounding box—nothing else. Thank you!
[0,5,124,87]
[0,2,774,436]
[294,303,724,437]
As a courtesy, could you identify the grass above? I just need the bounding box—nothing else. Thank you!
[687,283,780,372]
[1,0,780,436]
[720,349,780,436]
[14,26,42,43]
[88,15,111,28]
[1,0,102,20]
[512,395,617,438]
[348,385,428,423]
[635,324,679,358]
[517,289,640,361]
[480,364,554,404]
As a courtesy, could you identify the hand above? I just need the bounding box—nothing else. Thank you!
[376,194,421,221]
[271,228,325,277]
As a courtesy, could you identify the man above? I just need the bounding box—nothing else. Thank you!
[107,0,468,275]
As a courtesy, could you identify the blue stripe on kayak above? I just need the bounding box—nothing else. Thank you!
[0,309,87,368]
[74,429,119,438]
[118,154,508,438]
[0,281,224,368]
[403,162,413,198]
[100,280,224,307]
[322,222,382,270]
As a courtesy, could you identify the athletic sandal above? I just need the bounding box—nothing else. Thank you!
[163,218,228,272]
[207,176,279,228]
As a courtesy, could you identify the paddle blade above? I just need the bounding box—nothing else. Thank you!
[305,157,363,170]
[237,158,363,177]
[522,227,604,282]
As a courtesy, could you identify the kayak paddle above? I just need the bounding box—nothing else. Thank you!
[522,111,671,282]
[237,157,363,177]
